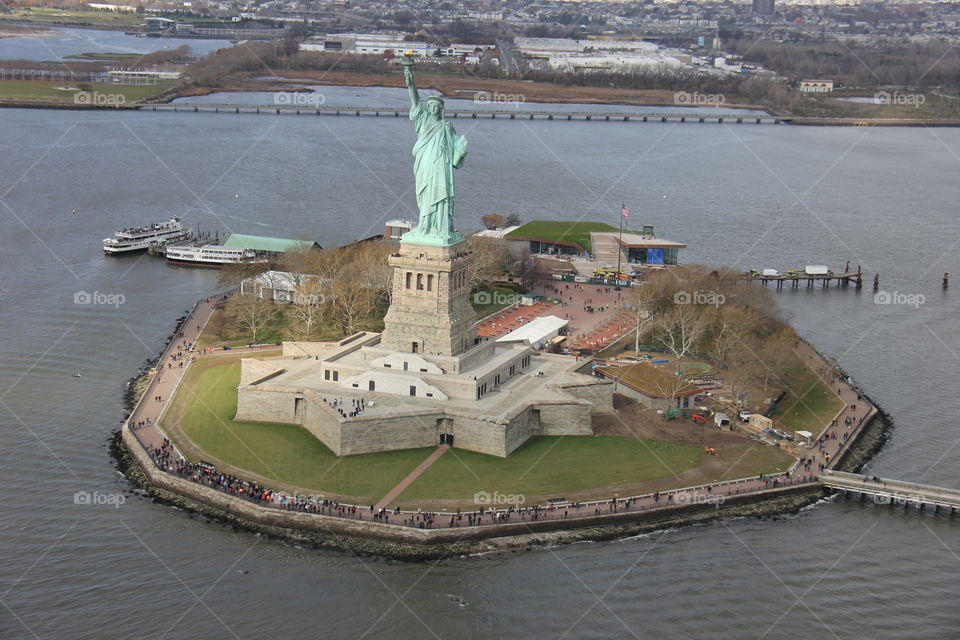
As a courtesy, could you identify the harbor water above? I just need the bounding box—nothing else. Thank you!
[0,84,959,639]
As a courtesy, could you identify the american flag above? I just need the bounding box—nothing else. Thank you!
[620,204,630,219]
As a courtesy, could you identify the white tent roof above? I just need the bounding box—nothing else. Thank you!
[496,315,568,345]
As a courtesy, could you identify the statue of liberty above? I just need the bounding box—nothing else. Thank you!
[401,55,468,245]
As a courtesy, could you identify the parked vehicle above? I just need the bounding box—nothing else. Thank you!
[805,265,832,276]
[714,412,731,428]
[739,410,752,422]
[761,269,780,277]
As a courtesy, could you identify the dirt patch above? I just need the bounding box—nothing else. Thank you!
[594,393,748,448]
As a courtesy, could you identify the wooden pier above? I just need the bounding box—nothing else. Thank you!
[744,268,866,290]
[139,103,782,124]
[822,470,960,512]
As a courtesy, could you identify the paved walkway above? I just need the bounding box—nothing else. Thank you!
[782,339,877,478]
[374,445,449,510]
[124,295,882,532]
[127,294,278,455]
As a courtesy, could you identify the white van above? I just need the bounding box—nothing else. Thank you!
[762,269,780,277]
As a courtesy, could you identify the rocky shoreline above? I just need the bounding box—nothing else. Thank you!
[121,311,190,416]
[109,432,827,561]
[109,305,891,561]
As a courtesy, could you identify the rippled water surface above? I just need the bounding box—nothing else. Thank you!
[1,84,959,639]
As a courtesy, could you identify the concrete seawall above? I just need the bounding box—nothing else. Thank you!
[118,425,825,559]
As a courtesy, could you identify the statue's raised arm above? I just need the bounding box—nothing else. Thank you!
[401,55,418,108]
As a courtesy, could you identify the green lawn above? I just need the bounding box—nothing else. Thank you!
[165,357,792,507]
[165,359,434,502]
[771,364,843,434]
[396,436,703,503]
[678,361,712,374]
[0,80,174,103]
[505,220,623,254]
[471,284,526,315]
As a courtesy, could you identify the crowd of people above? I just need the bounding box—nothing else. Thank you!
[142,432,824,531]
[128,295,875,533]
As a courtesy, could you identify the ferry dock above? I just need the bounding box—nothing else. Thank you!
[146,231,222,257]
[744,264,871,290]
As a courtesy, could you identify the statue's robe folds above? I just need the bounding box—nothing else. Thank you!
[409,101,467,238]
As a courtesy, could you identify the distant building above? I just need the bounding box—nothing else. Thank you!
[222,234,321,256]
[752,0,775,15]
[239,270,325,304]
[800,79,834,93]
[144,17,176,31]
[385,219,414,240]
[175,22,287,39]
[474,225,520,239]
[107,70,181,85]
[301,34,433,57]
[503,221,685,265]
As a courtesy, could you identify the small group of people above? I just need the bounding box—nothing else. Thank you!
[323,396,367,418]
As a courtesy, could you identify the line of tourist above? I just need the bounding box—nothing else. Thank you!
[142,434,819,530]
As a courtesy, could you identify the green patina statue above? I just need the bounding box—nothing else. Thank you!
[401,56,468,246]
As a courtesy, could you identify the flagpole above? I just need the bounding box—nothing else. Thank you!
[616,203,624,290]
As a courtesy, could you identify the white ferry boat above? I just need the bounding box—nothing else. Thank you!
[103,217,191,254]
[165,244,266,268]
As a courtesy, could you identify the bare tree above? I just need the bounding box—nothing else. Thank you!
[629,284,659,354]
[226,290,276,344]
[217,259,268,291]
[329,269,375,336]
[656,303,706,362]
[286,277,327,340]
[464,235,509,290]
[278,239,319,281]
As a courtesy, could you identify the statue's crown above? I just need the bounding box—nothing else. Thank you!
[426,95,445,104]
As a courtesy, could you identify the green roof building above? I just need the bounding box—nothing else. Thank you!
[222,234,321,253]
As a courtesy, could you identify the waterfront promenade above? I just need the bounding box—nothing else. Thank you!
[126,295,277,459]
[121,294,892,538]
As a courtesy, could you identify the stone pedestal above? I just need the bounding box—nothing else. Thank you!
[380,239,476,357]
